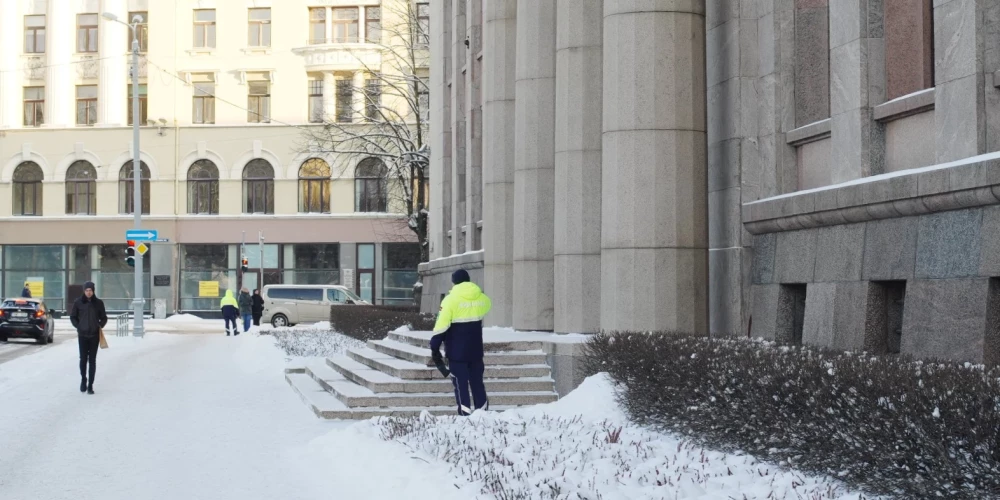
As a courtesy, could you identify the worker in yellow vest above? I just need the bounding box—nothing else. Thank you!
[430,269,492,415]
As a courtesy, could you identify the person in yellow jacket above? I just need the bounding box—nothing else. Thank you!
[430,269,492,415]
[220,289,240,336]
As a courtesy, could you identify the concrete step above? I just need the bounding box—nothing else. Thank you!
[327,355,555,394]
[388,330,544,352]
[369,339,547,366]
[347,347,553,380]
[304,359,557,408]
[285,373,520,419]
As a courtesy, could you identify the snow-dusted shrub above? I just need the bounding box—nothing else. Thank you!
[585,332,1000,499]
[270,328,365,357]
[328,305,434,342]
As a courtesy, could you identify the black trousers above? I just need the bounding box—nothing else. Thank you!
[252,313,261,326]
[78,335,99,384]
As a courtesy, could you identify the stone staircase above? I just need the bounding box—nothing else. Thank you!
[285,329,560,419]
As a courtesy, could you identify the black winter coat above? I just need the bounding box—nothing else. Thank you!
[70,296,108,337]
[251,294,264,315]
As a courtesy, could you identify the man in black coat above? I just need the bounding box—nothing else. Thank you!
[70,281,107,395]
[251,289,264,326]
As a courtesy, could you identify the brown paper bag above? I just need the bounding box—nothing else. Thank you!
[98,328,109,349]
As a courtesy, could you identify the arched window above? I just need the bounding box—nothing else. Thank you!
[12,161,43,216]
[119,161,151,214]
[354,157,387,212]
[187,159,219,215]
[298,158,331,213]
[65,160,97,215]
[243,159,274,214]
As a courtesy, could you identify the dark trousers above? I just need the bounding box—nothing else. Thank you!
[224,316,238,333]
[449,359,488,416]
[78,336,99,384]
[252,313,261,326]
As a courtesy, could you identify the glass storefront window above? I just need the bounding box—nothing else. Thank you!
[382,243,421,305]
[2,246,66,310]
[179,245,232,311]
[358,244,375,269]
[241,244,279,269]
[291,244,339,285]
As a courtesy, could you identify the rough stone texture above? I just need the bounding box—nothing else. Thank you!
[986,278,1000,366]
[775,284,806,344]
[814,224,865,282]
[751,283,780,340]
[709,187,742,249]
[429,0,453,261]
[796,137,832,190]
[554,0,602,334]
[451,0,469,254]
[774,229,816,283]
[915,209,983,279]
[793,1,830,126]
[978,206,1000,276]
[801,281,872,351]
[513,0,556,331]
[884,0,934,100]
[902,278,989,363]
[863,216,917,280]
[802,282,835,347]
[885,110,936,172]
[934,0,987,163]
[466,0,485,253]
[601,2,708,334]
[709,248,743,336]
[482,0,517,327]
[752,233,777,284]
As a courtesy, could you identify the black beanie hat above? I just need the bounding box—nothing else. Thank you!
[84,281,96,292]
[452,269,470,284]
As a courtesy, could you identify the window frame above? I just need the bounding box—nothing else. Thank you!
[308,80,324,123]
[118,161,151,215]
[76,13,98,53]
[365,6,381,44]
[242,159,275,214]
[298,158,331,213]
[354,158,388,213]
[248,8,272,47]
[247,81,271,123]
[364,79,381,122]
[416,3,430,47]
[309,7,327,44]
[193,9,216,48]
[193,82,215,124]
[332,7,359,43]
[76,85,97,126]
[24,15,46,54]
[187,159,220,215]
[128,12,149,52]
[336,78,353,123]
[65,161,98,215]
[23,87,44,127]
[127,84,148,126]
[12,162,44,217]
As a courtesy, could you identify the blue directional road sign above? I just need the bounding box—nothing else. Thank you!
[125,229,158,241]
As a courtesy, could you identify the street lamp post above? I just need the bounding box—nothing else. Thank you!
[102,12,145,338]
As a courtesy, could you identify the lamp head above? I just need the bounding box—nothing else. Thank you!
[101,12,118,21]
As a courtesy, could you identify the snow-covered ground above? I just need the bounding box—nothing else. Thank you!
[1,320,872,499]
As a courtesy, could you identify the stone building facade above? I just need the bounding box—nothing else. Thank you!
[422,0,1000,365]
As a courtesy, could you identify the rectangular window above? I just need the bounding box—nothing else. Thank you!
[292,244,340,285]
[248,81,271,123]
[129,12,149,52]
[365,6,381,44]
[76,85,97,126]
[193,82,215,124]
[864,281,907,355]
[310,7,326,44]
[417,81,429,122]
[77,13,98,53]
[194,9,216,48]
[382,244,421,305]
[336,79,353,123]
[127,84,148,125]
[417,3,430,46]
[23,87,44,127]
[332,7,359,43]
[248,8,271,47]
[308,80,324,123]
[776,284,807,345]
[364,79,381,121]
[24,15,45,53]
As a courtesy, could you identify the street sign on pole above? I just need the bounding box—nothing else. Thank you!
[125,229,158,241]
[136,242,149,255]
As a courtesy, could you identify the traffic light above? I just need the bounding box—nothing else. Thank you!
[241,257,249,272]
[126,240,136,267]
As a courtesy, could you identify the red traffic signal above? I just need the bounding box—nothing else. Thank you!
[126,240,136,267]
[241,257,249,272]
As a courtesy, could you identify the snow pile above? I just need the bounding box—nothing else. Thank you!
[164,313,206,323]
[269,328,365,358]
[295,321,332,330]
[374,375,870,500]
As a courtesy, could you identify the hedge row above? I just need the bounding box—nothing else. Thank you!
[583,332,1000,499]
[328,304,435,342]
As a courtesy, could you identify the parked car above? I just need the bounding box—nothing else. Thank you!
[261,285,370,327]
[0,298,56,345]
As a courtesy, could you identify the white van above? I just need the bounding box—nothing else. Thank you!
[261,284,369,327]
